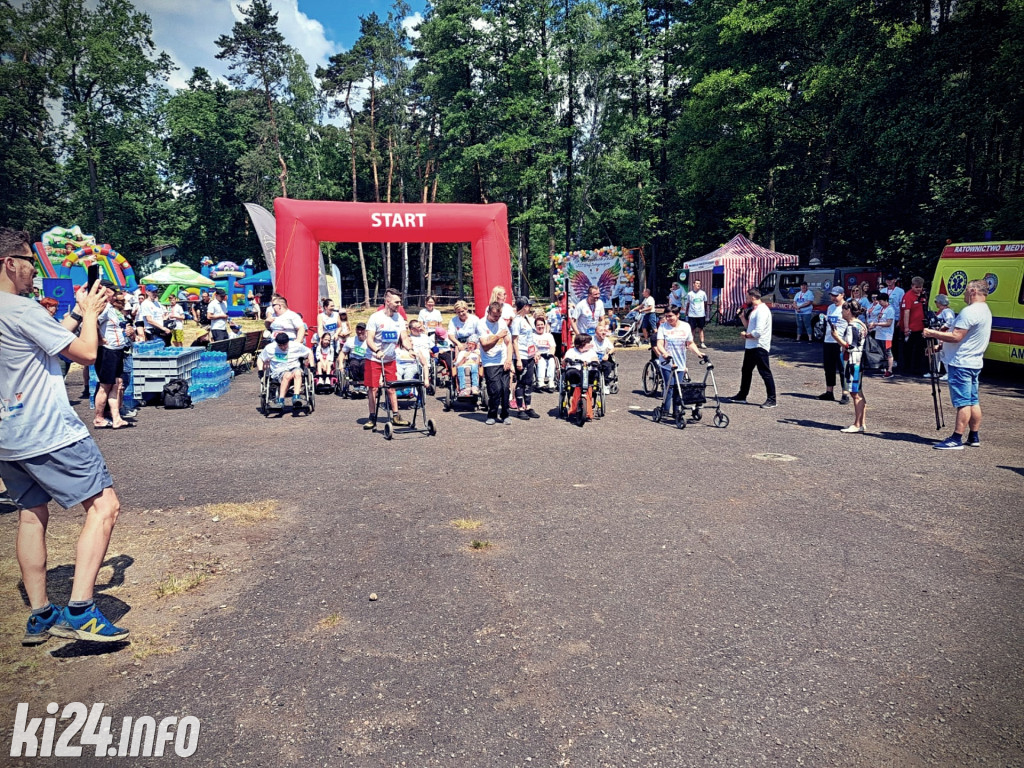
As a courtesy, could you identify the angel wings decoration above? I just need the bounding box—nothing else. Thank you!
[565,261,620,303]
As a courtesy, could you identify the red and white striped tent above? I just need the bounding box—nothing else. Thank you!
[683,235,798,320]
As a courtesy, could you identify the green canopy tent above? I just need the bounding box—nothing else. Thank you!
[139,262,215,303]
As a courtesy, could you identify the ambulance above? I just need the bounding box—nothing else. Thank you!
[931,241,1024,365]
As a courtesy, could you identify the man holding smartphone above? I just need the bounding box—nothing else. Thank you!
[0,228,130,644]
[818,286,850,404]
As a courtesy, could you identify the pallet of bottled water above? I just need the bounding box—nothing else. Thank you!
[190,351,233,403]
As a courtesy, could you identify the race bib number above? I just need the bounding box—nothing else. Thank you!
[380,330,399,343]
[527,344,537,356]
[274,350,287,361]
[326,322,338,332]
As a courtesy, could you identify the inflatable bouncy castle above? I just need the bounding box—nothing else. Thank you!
[200,257,253,317]
[33,226,138,292]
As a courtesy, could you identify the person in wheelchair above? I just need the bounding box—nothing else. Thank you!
[341,323,370,391]
[563,333,599,420]
[655,307,705,415]
[314,332,337,386]
[594,318,617,394]
[258,332,314,408]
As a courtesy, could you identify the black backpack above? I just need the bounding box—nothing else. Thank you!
[162,378,193,409]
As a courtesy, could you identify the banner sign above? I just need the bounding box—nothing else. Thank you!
[551,247,637,306]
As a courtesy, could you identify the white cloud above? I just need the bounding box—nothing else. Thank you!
[136,0,343,91]
[402,12,423,40]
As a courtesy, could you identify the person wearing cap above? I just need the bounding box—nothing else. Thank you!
[341,322,370,386]
[818,285,850,404]
[207,288,230,342]
[868,292,896,377]
[928,294,956,381]
[258,332,314,409]
[138,284,170,344]
[167,294,186,347]
[793,281,815,342]
[511,296,540,419]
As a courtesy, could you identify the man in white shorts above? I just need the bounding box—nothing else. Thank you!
[0,228,129,645]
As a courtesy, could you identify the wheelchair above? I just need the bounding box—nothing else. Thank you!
[556,359,605,427]
[260,362,315,416]
[339,358,369,399]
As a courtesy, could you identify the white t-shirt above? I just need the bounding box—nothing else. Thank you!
[260,341,309,378]
[319,311,341,335]
[875,305,896,341]
[657,320,694,369]
[745,303,772,352]
[139,298,166,330]
[824,303,847,344]
[269,309,304,340]
[572,298,605,335]
[0,293,89,461]
[686,290,707,318]
[418,308,444,331]
[793,289,815,314]
[669,287,683,308]
[410,332,432,355]
[475,317,509,367]
[886,287,905,324]
[511,315,536,358]
[366,309,406,362]
[98,304,127,349]
[593,335,615,361]
[944,302,992,370]
[206,298,229,331]
[315,343,336,364]
[546,307,563,333]
[640,295,656,314]
[564,346,598,365]
[342,335,371,360]
[500,302,516,324]
[448,313,480,344]
[533,332,555,356]
[168,303,186,328]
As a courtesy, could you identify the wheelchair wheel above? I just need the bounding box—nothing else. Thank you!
[442,395,452,411]
[714,411,730,428]
[609,380,619,395]
[652,405,662,423]
[383,422,393,440]
[642,360,662,397]
[576,396,586,427]
[427,418,437,436]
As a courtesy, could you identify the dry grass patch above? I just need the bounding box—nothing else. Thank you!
[316,613,343,631]
[204,499,279,525]
[469,540,493,551]
[154,563,213,598]
[451,518,483,531]
[130,633,181,662]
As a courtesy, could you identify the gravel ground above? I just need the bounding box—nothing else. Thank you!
[7,338,1023,767]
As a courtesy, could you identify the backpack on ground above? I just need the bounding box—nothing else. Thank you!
[162,378,192,409]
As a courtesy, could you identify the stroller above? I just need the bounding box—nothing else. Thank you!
[652,355,729,429]
[615,309,642,346]
[557,359,606,427]
[313,343,342,396]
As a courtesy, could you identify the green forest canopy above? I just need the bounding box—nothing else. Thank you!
[2,0,1021,302]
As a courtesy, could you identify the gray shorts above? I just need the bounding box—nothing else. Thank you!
[0,438,114,510]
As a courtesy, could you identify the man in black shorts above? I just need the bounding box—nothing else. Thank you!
[93,281,130,429]
[685,279,709,349]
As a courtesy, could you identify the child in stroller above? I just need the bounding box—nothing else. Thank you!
[454,336,482,396]
[340,323,371,398]
[314,332,339,393]
[559,333,602,424]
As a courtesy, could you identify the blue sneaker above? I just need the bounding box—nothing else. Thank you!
[22,606,60,646]
[966,433,981,447]
[49,603,130,643]
[933,437,964,451]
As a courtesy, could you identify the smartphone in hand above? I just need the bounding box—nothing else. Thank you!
[87,264,101,291]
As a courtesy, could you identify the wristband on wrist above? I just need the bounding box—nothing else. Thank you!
[70,310,83,323]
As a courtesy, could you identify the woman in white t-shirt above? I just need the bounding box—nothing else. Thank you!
[267,295,307,342]
[838,301,869,433]
[867,293,895,377]
[447,300,480,351]
[533,313,557,391]
[418,295,444,333]
[317,299,342,345]
[490,286,516,324]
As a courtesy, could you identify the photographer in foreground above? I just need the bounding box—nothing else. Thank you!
[0,228,129,645]
[923,280,992,450]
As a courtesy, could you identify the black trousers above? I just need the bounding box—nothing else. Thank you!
[515,358,536,406]
[484,365,510,420]
[823,343,847,390]
[736,347,776,400]
[904,331,926,376]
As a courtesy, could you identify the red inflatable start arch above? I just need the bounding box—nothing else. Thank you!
[274,199,513,338]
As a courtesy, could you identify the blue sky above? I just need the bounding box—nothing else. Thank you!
[136,0,428,90]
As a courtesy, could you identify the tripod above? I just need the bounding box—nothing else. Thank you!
[925,337,945,430]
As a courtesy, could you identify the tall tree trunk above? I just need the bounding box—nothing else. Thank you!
[344,81,370,307]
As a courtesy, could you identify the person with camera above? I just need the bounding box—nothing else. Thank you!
[925,294,956,381]
[837,301,869,433]
[0,228,130,644]
[818,286,850,404]
[923,279,992,450]
[728,288,777,408]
